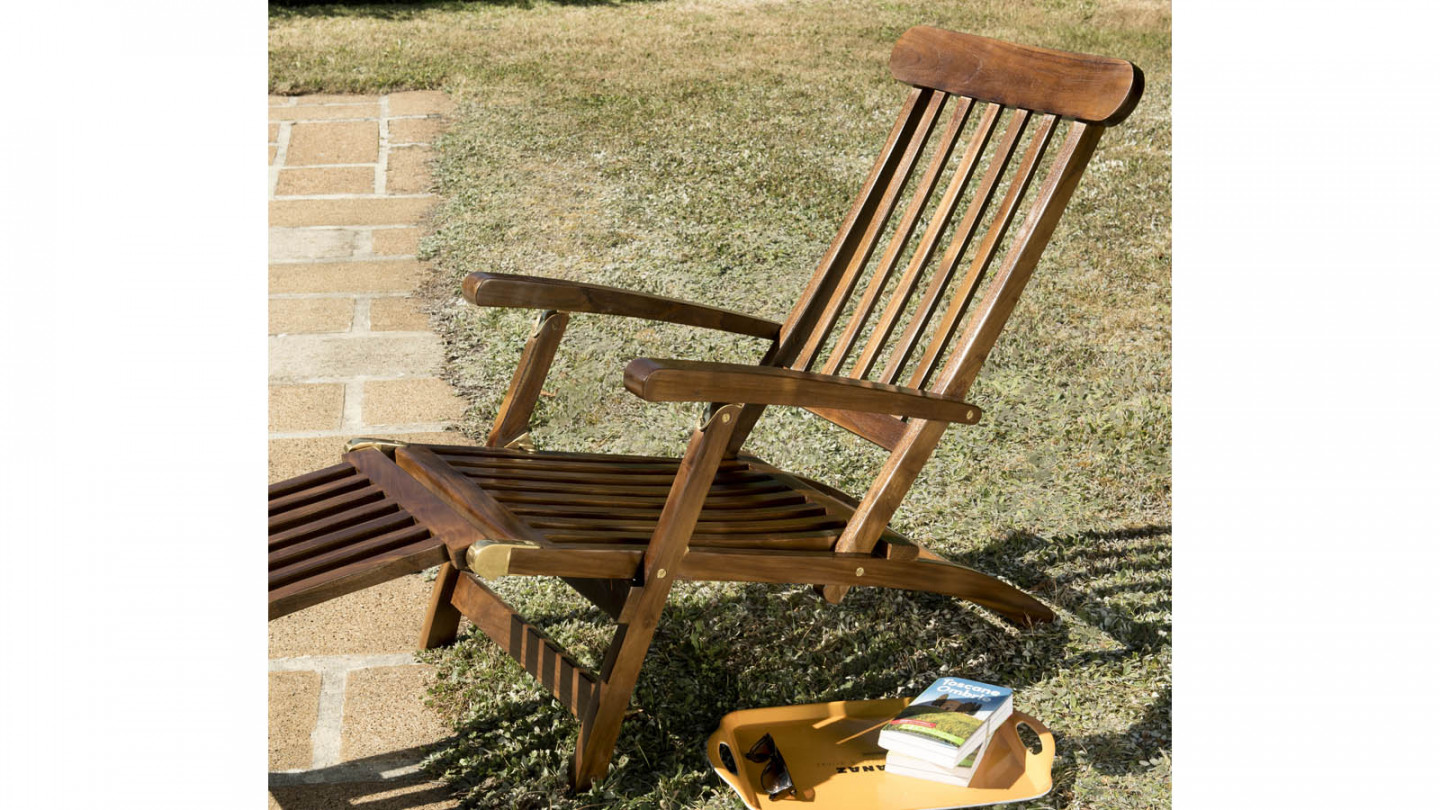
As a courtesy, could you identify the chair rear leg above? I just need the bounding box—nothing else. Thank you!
[419,561,464,649]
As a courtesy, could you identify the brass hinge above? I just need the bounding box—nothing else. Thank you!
[343,437,410,454]
[466,540,539,579]
[503,431,536,452]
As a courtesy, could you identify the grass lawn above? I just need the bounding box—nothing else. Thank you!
[271,1,1170,807]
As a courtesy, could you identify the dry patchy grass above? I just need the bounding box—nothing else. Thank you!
[271,1,1170,807]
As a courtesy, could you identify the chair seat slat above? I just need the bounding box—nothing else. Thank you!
[269,525,435,588]
[268,473,370,516]
[489,490,810,510]
[267,462,356,500]
[268,499,402,550]
[267,484,387,533]
[269,511,420,570]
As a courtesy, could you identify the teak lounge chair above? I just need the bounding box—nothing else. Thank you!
[268,26,1143,790]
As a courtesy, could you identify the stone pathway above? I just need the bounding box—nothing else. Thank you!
[269,91,468,809]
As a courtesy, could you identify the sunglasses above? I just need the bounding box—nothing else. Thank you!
[745,733,798,800]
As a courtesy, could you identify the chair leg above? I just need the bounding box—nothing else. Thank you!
[489,310,569,448]
[570,404,743,790]
[419,561,464,649]
[571,594,664,789]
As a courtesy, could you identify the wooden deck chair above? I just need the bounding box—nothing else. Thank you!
[268,26,1144,790]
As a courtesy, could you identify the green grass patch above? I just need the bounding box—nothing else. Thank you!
[273,1,1170,807]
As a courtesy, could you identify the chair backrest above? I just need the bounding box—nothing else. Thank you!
[728,27,1143,561]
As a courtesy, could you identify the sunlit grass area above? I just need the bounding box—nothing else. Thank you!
[272,1,1170,806]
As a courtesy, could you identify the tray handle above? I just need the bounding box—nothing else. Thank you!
[1002,711,1055,783]
[707,729,759,808]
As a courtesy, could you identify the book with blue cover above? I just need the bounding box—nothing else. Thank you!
[877,677,1013,770]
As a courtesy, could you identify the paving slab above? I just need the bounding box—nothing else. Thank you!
[388,90,455,117]
[269,259,424,295]
[277,167,377,197]
[269,574,435,657]
[370,297,430,331]
[292,93,382,106]
[271,197,435,228]
[270,103,382,122]
[270,671,322,770]
[286,121,379,165]
[269,227,362,262]
[341,666,452,761]
[270,383,346,432]
[269,432,474,484]
[363,378,467,425]
[269,333,444,381]
[270,298,355,335]
[372,227,421,256]
[389,117,445,145]
[269,777,457,810]
[386,146,433,194]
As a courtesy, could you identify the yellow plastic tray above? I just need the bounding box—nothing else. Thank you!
[706,699,1053,810]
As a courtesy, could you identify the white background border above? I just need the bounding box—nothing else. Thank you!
[3,1,1438,807]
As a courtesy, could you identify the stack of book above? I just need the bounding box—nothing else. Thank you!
[877,676,1014,787]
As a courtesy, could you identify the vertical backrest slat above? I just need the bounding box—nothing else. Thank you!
[773,87,929,354]
[727,28,1142,464]
[727,86,933,455]
[907,113,1059,390]
[826,122,1110,583]
[935,122,1107,400]
[847,102,1003,381]
[821,97,974,376]
[794,90,948,371]
[875,107,1031,386]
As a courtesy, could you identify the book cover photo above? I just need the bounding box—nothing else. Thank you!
[877,677,1014,769]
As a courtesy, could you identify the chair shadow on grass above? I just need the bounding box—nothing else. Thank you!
[269,745,457,809]
[955,524,1172,806]
[417,523,1170,808]
[270,0,666,21]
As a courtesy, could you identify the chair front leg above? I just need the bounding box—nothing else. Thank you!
[571,404,743,790]
[418,561,464,649]
[488,309,570,448]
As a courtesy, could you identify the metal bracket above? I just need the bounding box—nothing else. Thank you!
[343,437,410,455]
[466,540,540,580]
[503,431,536,452]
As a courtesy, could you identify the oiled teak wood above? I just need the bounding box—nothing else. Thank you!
[464,272,782,340]
[266,25,1144,794]
[624,358,982,424]
[488,310,569,448]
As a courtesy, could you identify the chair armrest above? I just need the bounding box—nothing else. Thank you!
[623,359,983,424]
[462,272,781,340]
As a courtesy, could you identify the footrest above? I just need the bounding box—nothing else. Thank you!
[268,448,481,619]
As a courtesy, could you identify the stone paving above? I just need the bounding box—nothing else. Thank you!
[269,90,468,809]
